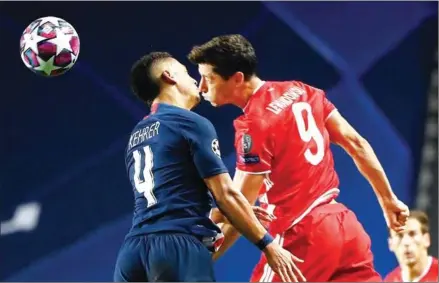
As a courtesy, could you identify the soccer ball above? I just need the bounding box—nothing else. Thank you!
[20,16,80,77]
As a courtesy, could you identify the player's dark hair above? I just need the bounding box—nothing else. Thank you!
[130,52,173,106]
[187,34,257,80]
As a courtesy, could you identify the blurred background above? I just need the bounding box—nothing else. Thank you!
[0,1,437,281]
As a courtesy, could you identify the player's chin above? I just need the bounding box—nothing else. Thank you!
[207,101,218,107]
[202,96,219,107]
[403,256,417,266]
[190,93,202,107]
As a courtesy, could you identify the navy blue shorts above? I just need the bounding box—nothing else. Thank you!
[113,233,216,282]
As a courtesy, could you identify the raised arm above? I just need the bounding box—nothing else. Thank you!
[325,110,409,232]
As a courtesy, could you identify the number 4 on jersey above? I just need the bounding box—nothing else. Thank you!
[292,102,325,165]
[133,146,157,207]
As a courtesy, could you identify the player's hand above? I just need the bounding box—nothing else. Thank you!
[381,197,409,233]
[263,242,306,282]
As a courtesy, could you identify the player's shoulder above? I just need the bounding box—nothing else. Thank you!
[159,106,215,138]
[270,80,323,92]
[234,113,270,135]
[383,266,401,282]
[175,108,214,130]
[154,103,213,129]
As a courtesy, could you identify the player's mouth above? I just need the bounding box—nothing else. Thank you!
[403,251,415,259]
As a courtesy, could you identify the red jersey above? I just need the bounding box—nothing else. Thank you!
[234,81,340,234]
[384,257,438,282]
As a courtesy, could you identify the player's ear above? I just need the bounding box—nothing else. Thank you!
[161,70,177,85]
[231,71,245,86]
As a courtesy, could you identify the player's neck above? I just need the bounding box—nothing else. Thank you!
[402,254,430,281]
[154,91,196,110]
[233,76,264,109]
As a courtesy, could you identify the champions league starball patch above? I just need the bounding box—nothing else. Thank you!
[211,139,221,157]
[242,134,252,154]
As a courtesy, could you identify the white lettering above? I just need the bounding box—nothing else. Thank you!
[128,121,160,149]
[266,87,305,115]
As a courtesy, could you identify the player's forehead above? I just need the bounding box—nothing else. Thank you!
[406,218,423,231]
[198,64,215,78]
[391,218,423,237]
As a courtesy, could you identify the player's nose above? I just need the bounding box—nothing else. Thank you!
[199,83,208,94]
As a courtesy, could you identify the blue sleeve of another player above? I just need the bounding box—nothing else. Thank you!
[185,117,228,179]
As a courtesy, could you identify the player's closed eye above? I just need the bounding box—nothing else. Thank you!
[204,76,212,83]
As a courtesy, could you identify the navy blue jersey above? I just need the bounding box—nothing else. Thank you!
[125,103,228,239]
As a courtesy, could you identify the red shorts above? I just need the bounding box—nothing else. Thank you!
[250,203,382,282]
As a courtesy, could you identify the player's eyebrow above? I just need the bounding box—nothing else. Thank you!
[204,72,214,79]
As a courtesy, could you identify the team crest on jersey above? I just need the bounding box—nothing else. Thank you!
[242,134,252,154]
[211,139,221,157]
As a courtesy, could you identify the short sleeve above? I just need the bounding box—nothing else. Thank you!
[234,119,273,174]
[322,92,336,121]
[302,82,337,121]
[184,117,228,179]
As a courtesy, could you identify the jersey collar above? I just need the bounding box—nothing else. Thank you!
[143,103,160,120]
[242,81,267,113]
[150,103,159,114]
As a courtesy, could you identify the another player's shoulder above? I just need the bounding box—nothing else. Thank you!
[383,266,402,282]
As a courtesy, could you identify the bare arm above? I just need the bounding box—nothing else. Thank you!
[326,111,396,202]
[326,111,409,231]
[211,169,265,261]
[204,172,266,244]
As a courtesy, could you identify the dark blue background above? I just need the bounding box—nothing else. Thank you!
[0,2,437,281]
